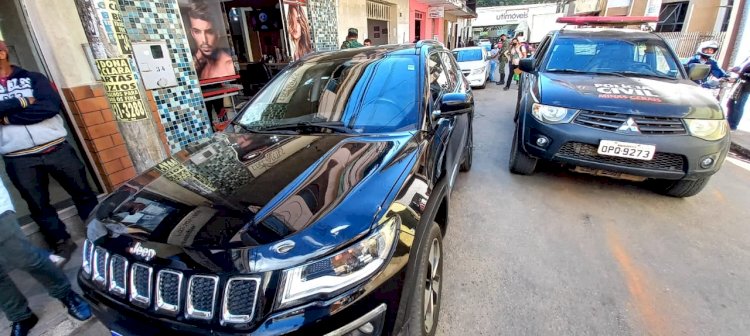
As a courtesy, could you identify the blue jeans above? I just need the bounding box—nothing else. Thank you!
[489,61,497,83]
[0,211,71,322]
[729,90,749,130]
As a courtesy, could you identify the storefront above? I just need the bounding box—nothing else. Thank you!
[410,0,476,45]
[3,0,339,243]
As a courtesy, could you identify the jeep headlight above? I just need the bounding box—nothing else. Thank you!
[470,66,485,75]
[685,119,728,141]
[531,103,578,124]
[276,218,399,309]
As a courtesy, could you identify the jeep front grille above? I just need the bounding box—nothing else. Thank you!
[557,142,686,172]
[221,277,260,325]
[92,247,109,288]
[82,239,94,277]
[129,264,153,308]
[575,110,688,135]
[108,255,128,297]
[156,270,183,315]
[186,275,219,320]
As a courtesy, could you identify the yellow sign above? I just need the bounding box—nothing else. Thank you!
[98,0,132,55]
[96,58,148,122]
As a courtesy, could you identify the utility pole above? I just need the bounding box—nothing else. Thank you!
[74,0,167,173]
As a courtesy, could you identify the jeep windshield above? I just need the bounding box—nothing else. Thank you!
[544,36,683,80]
[236,55,419,134]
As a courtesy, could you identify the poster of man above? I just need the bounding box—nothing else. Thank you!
[283,0,313,61]
[180,0,236,80]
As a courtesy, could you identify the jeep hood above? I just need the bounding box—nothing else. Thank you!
[535,73,723,119]
[88,132,417,263]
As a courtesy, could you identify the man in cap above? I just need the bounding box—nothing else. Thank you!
[341,28,364,49]
[0,40,99,262]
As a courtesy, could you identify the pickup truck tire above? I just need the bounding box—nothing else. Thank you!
[654,177,711,198]
[509,126,537,175]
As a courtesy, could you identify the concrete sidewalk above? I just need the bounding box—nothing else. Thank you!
[0,242,109,336]
[731,130,750,158]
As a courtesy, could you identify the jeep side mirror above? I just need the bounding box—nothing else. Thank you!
[437,93,472,118]
[687,63,711,81]
[519,58,535,73]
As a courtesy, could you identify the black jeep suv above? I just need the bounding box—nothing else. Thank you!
[78,41,473,336]
[510,28,730,197]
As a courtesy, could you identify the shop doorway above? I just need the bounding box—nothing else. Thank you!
[0,0,102,224]
[414,11,424,42]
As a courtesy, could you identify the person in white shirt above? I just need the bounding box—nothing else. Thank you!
[0,179,91,336]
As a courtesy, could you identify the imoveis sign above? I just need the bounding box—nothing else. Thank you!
[495,9,529,22]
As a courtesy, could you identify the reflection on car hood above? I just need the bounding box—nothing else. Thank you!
[90,132,417,258]
[457,60,486,70]
[536,73,723,119]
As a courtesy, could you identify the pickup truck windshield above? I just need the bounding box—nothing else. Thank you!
[545,37,682,80]
[453,49,484,62]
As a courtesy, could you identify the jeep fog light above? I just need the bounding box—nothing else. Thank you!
[536,136,550,148]
[277,218,399,309]
[701,157,715,169]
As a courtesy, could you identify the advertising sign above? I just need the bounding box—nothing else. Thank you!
[495,9,529,22]
[283,0,314,61]
[96,0,133,55]
[428,6,444,18]
[179,0,237,81]
[96,58,149,122]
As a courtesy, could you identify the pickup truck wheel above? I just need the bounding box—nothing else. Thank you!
[509,126,537,175]
[653,177,711,198]
[403,222,443,336]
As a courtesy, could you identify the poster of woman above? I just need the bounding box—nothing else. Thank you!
[284,0,313,61]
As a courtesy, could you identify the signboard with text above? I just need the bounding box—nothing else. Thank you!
[96,58,149,122]
[428,6,444,18]
[96,0,133,55]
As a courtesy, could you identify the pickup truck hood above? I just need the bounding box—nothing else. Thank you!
[89,131,417,261]
[457,60,487,71]
[535,73,723,119]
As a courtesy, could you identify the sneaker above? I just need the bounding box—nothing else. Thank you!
[49,254,67,267]
[59,291,92,321]
[503,87,509,91]
[11,314,38,336]
[54,239,77,261]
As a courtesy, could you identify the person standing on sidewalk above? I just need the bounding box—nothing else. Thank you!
[0,40,99,261]
[504,38,527,91]
[488,44,500,85]
[496,34,510,86]
[728,56,750,131]
[0,178,92,336]
[340,28,363,49]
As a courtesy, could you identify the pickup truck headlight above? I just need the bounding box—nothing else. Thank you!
[685,119,728,141]
[531,103,578,124]
[470,67,485,75]
[276,218,399,309]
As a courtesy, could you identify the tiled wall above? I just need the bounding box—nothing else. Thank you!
[118,0,212,153]
[308,0,340,51]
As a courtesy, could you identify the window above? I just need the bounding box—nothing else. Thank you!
[720,0,734,32]
[452,49,484,62]
[428,53,448,101]
[656,2,689,33]
[545,37,681,79]
[440,52,459,90]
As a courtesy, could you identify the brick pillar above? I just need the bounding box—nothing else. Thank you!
[62,84,137,190]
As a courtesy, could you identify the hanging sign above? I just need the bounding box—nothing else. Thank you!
[96,58,149,122]
[428,7,444,18]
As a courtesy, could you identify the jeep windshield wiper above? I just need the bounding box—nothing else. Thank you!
[259,121,355,134]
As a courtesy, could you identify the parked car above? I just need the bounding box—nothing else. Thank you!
[453,47,490,88]
[78,41,474,335]
[511,24,730,197]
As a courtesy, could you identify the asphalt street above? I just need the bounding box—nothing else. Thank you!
[436,84,750,336]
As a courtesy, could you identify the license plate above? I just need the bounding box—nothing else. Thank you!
[597,140,655,161]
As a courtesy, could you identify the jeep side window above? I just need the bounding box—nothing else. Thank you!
[428,53,448,102]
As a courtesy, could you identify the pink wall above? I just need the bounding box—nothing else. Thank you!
[409,0,444,43]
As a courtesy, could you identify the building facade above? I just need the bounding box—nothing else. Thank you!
[409,0,476,46]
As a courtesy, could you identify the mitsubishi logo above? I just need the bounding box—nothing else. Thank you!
[618,118,641,133]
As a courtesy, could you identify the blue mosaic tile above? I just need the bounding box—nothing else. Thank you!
[118,0,212,154]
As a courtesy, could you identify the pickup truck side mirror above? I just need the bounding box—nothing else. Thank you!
[519,58,535,73]
[686,63,711,81]
[436,93,472,119]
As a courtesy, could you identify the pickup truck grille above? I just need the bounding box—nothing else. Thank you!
[557,142,686,172]
[83,243,261,325]
[575,110,687,135]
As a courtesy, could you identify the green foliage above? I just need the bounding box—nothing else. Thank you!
[477,0,557,7]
